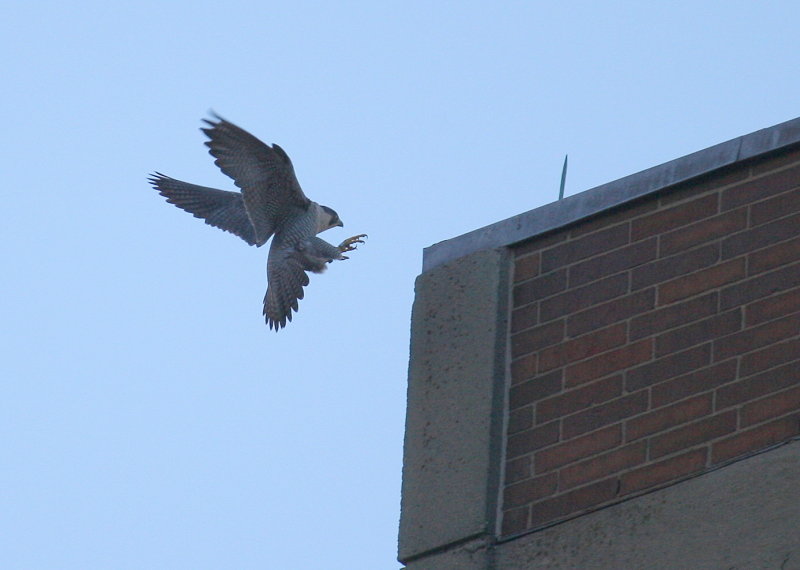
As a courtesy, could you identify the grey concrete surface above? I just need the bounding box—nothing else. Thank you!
[423,116,800,273]
[495,440,800,569]
[399,248,511,566]
[402,537,493,570]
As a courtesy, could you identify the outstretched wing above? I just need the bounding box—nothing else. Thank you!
[264,243,310,330]
[263,237,341,330]
[148,173,258,245]
[201,114,310,246]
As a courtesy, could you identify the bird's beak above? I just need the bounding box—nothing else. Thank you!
[337,221,344,228]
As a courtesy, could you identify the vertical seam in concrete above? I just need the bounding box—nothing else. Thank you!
[492,247,514,540]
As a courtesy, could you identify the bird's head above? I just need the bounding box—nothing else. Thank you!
[317,204,344,233]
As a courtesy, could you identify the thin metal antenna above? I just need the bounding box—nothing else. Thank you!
[559,154,568,200]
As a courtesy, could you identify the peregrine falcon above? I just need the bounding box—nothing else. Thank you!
[148,114,366,330]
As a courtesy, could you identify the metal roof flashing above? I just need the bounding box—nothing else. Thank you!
[422,116,800,273]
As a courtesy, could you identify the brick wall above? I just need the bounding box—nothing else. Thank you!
[502,147,800,537]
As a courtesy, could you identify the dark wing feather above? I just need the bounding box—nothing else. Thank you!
[263,237,342,330]
[264,243,310,330]
[201,114,310,246]
[148,173,258,245]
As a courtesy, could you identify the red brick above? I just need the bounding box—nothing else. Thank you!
[659,208,748,256]
[511,319,565,359]
[651,360,737,407]
[721,162,800,210]
[740,338,800,377]
[655,309,741,357]
[650,410,737,459]
[630,293,718,340]
[501,505,529,536]
[751,187,800,226]
[541,224,630,273]
[749,235,800,275]
[510,369,563,409]
[539,323,627,373]
[535,424,622,473]
[508,406,534,435]
[568,238,657,288]
[749,146,800,176]
[563,392,648,439]
[529,477,619,529]
[746,288,800,326]
[565,340,653,388]
[741,384,800,427]
[536,376,622,424]
[515,232,568,257]
[712,415,800,464]
[567,289,655,338]
[722,212,800,260]
[513,269,567,306]
[504,456,532,485]
[559,442,646,490]
[504,472,558,508]
[540,273,629,323]
[713,313,800,361]
[626,344,712,391]
[631,193,719,241]
[659,258,746,305]
[514,251,540,283]
[507,421,560,459]
[510,353,538,384]
[511,305,538,334]
[511,310,538,336]
[717,361,800,409]
[720,261,800,310]
[627,393,713,441]
[570,200,658,238]
[619,448,707,495]
[660,167,749,206]
[632,243,720,291]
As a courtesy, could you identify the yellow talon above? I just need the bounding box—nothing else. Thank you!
[339,233,368,253]
[338,234,367,258]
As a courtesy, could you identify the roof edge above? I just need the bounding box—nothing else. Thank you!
[422,116,800,273]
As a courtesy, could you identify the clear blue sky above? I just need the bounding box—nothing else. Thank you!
[2,2,799,568]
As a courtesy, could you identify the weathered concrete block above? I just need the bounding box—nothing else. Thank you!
[399,248,511,566]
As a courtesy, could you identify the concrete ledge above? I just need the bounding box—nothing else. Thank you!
[423,115,800,273]
[402,537,493,570]
[399,248,511,566]
[495,440,800,569]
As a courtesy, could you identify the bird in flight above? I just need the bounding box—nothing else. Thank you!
[148,114,366,330]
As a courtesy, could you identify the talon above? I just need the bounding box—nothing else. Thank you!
[338,233,368,254]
